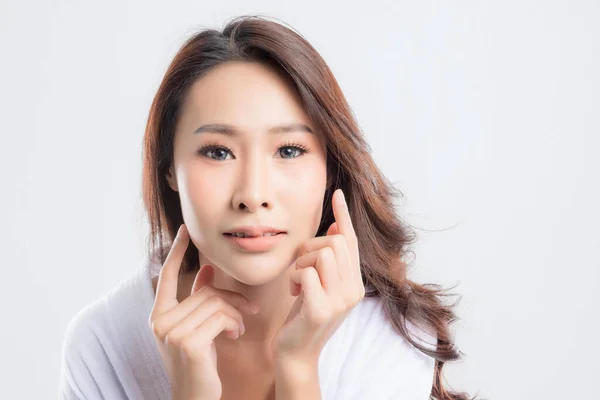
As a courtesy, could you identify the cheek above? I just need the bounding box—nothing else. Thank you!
[279,162,327,231]
[278,156,327,190]
[178,168,228,234]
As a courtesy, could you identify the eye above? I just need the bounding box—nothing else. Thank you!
[196,141,310,161]
[278,142,310,159]
[197,143,233,161]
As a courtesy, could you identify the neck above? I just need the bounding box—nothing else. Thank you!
[191,259,299,355]
[153,262,297,353]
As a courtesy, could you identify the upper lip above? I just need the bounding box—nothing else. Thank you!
[224,226,286,236]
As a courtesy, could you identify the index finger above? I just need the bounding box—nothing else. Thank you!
[332,189,357,248]
[152,224,190,315]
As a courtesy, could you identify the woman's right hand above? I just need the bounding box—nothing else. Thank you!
[148,224,260,400]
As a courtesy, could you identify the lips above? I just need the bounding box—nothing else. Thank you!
[224,232,283,238]
[224,226,286,237]
[223,231,286,252]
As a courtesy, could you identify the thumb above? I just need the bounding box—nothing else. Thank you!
[191,264,214,294]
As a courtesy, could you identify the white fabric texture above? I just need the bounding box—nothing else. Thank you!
[58,258,437,399]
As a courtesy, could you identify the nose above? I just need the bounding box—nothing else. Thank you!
[231,151,272,212]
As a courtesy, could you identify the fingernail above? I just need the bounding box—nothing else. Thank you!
[339,190,347,208]
[240,321,246,335]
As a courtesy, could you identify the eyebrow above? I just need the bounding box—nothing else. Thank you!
[192,123,315,136]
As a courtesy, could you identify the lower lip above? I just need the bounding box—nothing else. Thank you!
[223,233,286,252]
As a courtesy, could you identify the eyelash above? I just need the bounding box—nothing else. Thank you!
[196,140,310,160]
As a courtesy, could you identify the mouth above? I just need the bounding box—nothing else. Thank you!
[223,232,287,252]
[223,232,286,238]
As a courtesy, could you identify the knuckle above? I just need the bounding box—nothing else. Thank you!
[211,311,228,324]
[319,247,334,262]
[208,295,240,317]
[205,294,226,308]
[333,234,345,248]
[300,242,310,256]
[147,314,156,329]
[303,266,317,281]
[165,331,183,348]
[151,319,167,340]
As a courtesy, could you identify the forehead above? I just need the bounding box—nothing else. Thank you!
[180,61,313,131]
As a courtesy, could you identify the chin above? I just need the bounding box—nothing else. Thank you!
[230,260,293,286]
[232,273,282,286]
[213,250,293,285]
[198,235,305,285]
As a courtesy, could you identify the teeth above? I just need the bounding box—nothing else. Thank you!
[231,232,278,238]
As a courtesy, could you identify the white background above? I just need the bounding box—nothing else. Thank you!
[1,1,598,399]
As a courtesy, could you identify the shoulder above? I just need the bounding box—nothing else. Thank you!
[318,295,437,399]
[59,286,116,398]
[61,281,119,365]
[348,295,437,348]
[61,267,141,358]
[59,261,168,399]
[344,295,437,365]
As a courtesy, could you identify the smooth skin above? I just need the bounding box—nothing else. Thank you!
[150,224,261,400]
[149,189,364,400]
[149,61,365,399]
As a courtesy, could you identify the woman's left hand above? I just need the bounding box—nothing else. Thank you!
[272,189,366,368]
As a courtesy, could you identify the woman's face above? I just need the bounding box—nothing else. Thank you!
[168,61,328,286]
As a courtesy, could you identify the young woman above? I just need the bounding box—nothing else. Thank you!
[59,15,476,400]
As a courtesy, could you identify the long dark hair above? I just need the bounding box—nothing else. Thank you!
[142,15,478,400]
